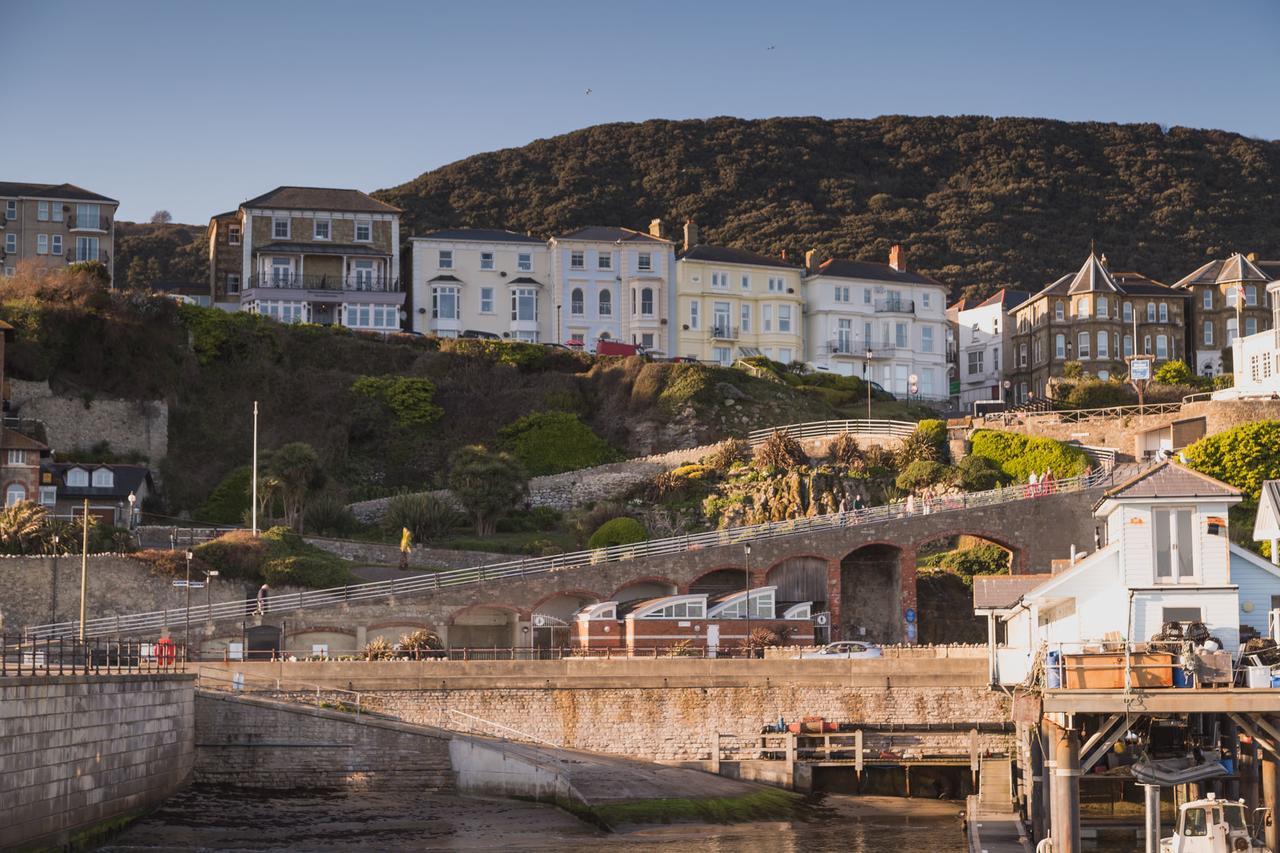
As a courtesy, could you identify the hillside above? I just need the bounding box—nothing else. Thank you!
[377,115,1280,300]
[114,220,208,290]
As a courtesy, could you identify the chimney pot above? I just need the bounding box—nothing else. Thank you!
[889,244,906,272]
[683,220,700,253]
[649,218,664,239]
[804,248,818,271]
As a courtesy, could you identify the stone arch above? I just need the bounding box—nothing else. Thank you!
[283,625,358,657]
[611,576,679,602]
[765,555,833,612]
[839,542,903,644]
[687,566,748,596]
[530,590,600,650]
[446,604,522,650]
[910,527,1024,574]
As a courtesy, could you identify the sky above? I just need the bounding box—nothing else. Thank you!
[9,0,1280,223]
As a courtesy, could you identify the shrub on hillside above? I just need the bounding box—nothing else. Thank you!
[969,430,1089,481]
[350,375,444,428]
[302,494,359,537]
[1183,421,1280,500]
[1059,379,1134,409]
[193,530,268,581]
[196,466,254,525]
[895,460,954,493]
[753,430,807,470]
[448,445,528,536]
[955,455,1009,492]
[704,438,750,472]
[920,542,1011,581]
[895,419,948,467]
[263,554,351,588]
[1154,359,1194,386]
[194,526,350,588]
[828,431,863,467]
[385,493,461,542]
[498,410,619,476]
[587,517,648,549]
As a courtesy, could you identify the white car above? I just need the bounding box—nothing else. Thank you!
[800,641,883,660]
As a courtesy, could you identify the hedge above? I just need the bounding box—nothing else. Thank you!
[1183,420,1280,500]
[587,517,648,549]
[194,526,352,588]
[969,430,1089,481]
[499,411,620,476]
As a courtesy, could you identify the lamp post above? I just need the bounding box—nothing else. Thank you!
[127,491,136,530]
[49,533,60,624]
[865,349,874,420]
[744,542,752,658]
[184,549,194,654]
[78,499,90,643]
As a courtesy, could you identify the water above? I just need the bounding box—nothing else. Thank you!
[99,787,970,852]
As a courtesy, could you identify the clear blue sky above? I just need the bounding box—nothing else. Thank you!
[11,0,1279,223]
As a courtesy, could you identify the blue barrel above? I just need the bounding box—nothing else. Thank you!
[1173,668,1191,688]
[1046,650,1061,688]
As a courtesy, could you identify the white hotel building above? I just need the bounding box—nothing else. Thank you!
[549,225,676,353]
[803,247,951,399]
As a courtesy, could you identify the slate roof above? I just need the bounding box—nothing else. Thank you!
[973,574,1053,610]
[1020,254,1182,306]
[1173,253,1271,289]
[976,288,1031,310]
[1101,461,1240,501]
[241,186,399,214]
[0,182,118,203]
[810,258,947,288]
[255,242,388,257]
[43,463,153,499]
[508,276,543,285]
[1067,252,1120,294]
[1254,260,1280,282]
[554,226,670,244]
[1111,271,1185,297]
[428,274,462,283]
[1,429,47,451]
[416,228,544,244]
[679,244,800,270]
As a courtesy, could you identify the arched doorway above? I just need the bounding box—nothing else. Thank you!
[688,568,746,596]
[448,605,519,650]
[532,592,598,650]
[839,544,902,643]
[915,534,1013,644]
[613,578,678,604]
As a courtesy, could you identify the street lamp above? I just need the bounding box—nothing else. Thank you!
[49,533,60,623]
[127,492,136,530]
[184,549,194,656]
[865,349,874,420]
[744,542,752,658]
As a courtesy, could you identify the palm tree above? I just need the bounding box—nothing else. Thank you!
[0,502,50,555]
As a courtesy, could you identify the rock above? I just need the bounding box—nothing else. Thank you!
[716,382,751,402]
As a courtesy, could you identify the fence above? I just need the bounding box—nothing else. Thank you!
[747,418,918,444]
[1,635,187,676]
[1021,402,1184,425]
[25,468,1113,641]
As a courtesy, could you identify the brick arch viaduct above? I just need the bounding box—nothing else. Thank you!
[233,487,1104,652]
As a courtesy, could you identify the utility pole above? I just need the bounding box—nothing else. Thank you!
[251,401,259,536]
[744,541,752,658]
[49,534,60,624]
[184,548,194,656]
[78,499,89,643]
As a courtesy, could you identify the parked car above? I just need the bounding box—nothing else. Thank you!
[459,329,502,340]
[799,641,883,660]
[866,381,896,401]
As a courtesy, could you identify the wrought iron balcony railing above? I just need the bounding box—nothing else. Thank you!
[711,324,739,340]
[248,274,402,293]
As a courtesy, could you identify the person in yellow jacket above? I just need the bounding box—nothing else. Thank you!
[398,527,411,572]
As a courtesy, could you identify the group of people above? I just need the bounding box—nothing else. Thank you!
[1024,469,1060,497]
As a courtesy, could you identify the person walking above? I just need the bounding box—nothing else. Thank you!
[255,583,270,616]
[837,497,848,527]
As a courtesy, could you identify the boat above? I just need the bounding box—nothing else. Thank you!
[1132,754,1228,786]
[1159,795,1272,853]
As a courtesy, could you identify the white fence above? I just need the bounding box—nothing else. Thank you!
[747,419,917,444]
[25,468,1112,641]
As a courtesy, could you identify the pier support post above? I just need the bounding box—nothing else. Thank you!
[1264,744,1280,853]
[1030,729,1046,843]
[1241,737,1259,814]
[1052,724,1081,853]
[1142,784,1160,853]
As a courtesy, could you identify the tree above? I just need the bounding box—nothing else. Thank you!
[447,445,528,536]
[268,442,325,532]
[145,257,162,287]
[0,502,49,555]
[125,257,148,290]
[498,411,618,476]
[150,210,173,225]
[1154,359,1193,385]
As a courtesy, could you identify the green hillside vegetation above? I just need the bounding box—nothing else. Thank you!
[377,116,1280,301]
[1183,420,1280,553]
[114,220,208,289]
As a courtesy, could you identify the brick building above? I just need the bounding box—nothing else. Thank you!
[1172,253,1273,378]
[1006,252,1189,402]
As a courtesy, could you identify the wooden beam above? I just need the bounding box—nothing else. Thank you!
[1229,714,1277,756]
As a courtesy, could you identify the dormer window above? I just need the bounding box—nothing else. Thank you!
[67,467,89,487]
[91,468,114,489]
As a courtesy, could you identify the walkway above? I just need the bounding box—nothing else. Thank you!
[966,796,1032,852]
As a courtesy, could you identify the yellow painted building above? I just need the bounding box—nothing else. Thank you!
[675,236,805,365]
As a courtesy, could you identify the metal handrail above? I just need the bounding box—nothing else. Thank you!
[446,708,563,748]
[247,273,402,293]
[1022,402,1184,424]
[746,419,918,443]
[196,667,365,713]
[24,468,1112,640]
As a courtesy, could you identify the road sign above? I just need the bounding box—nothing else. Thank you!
[1130,358,1152,381]
[172,580,204,589]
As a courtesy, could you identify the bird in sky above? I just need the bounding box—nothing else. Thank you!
[585,88,593,95]
[766,45,776,50]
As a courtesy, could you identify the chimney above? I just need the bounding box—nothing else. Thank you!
[1247,252,1258,262]
[780,249,788,262]
[804,248,819,271]
[889,244,906,272]
[683,220,700,252]
[649,218,664,239]
[1099,253,1109,270]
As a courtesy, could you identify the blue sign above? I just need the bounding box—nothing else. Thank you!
[904,608,917,624]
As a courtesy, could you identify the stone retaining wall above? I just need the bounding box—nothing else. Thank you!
[0,674,194,851]
[9,378,168,464]
[305,537,509,569]
[194,690,454,790]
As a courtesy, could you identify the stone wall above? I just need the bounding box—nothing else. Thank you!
[193,690,454,790]
[9,378,168,464]
[0,674,195,851]
[981,399,1280,460]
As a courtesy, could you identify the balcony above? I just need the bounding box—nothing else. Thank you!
[711,324,739,341]
[68,213,110,233]
[873,298,915,314]
[247,274,402,293]
[65,250,110,267]
[826,337,906,358]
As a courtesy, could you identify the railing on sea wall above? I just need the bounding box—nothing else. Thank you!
[747,419,918,444]
[25,468,1113,641]
[1,634,187,676]
[1019,402,1184,425]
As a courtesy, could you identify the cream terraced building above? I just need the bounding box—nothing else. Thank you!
[409,229,551,341]
[675,240,805,365]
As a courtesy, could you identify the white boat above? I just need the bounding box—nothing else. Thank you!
[1159,794,1272,853]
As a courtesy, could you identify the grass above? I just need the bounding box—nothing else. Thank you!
[570,788,800,828]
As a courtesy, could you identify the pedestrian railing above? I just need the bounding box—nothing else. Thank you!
[1,634,187,676]
[1020,402,1184,425]
[746,419,918,444]
[196,667,366,714]
[446,708,563,748]
[25,469,1113,641]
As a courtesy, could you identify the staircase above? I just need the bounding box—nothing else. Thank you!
[978,756,1014,813]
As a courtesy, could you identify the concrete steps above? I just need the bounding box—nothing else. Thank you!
[978,756,1013,813]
